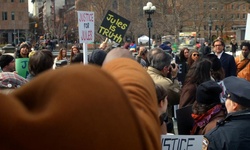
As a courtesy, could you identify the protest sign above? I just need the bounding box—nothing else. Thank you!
[78,11,95,43]
[161,135,203,150]
[245,13,250,40]
[98,10,130,44]
[15,58,29,78]
[176,105,194,135]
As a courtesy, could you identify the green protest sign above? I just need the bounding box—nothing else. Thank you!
[98,10,130,44]
[15,58,29,78]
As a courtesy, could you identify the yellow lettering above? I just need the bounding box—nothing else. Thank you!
[121,24,127,30]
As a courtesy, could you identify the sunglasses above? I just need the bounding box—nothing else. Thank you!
[192,54,200,56]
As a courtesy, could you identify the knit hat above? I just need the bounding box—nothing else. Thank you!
[19,42,30,49]
[205,54,221,71]
[88,49,107,66]
[0,72,28,88]
[0,54,14,69]
[196,80,222,104]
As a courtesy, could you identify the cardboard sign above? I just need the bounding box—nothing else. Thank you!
[15,58,29,78]
[245,13,250,40]
[176,105,194,135]
[98,10,130,44]
[78,11,95,43]
[161,135,203,150]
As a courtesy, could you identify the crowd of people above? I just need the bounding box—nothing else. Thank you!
[0,37,249,149]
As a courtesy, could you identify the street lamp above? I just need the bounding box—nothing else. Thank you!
[13,32,16,46]
[143,2,156,50]
[63,24,68,49]
[208,19,213,43]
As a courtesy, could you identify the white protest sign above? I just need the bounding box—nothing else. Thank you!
[161,135,203,150]
[245,13,250,40]
[78,11,94,43]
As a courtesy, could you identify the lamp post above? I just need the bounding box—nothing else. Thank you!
[71,28,75,43]
[63,24,68,49]
[143,2,156,50]
[208,19,213,43]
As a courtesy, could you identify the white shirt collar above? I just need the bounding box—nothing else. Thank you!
[216,51,223,59]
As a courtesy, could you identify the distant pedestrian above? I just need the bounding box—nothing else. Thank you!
[71,53,83,64]
[187,50,200,68]
[70,45,80,63]
[175,47,189,85]
[53,48,68,69]
[230,39,238,57]
[129,40,137,52]
[15,42,30,58]
[213,39,236,77]
[235,41,250,81]
[136,46,149,68]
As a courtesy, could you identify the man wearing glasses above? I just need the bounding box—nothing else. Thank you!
[212,39,236,77]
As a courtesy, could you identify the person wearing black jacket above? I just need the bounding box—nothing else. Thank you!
[203,76,250,150]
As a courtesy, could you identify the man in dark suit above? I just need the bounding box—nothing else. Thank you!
[212,39,236,77]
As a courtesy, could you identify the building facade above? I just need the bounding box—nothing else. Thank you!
[0,0,29,45]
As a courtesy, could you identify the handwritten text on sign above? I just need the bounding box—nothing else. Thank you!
[98,10,130,44]
[15,58,29,78]
[161,135,203,150]
[78,11,94,43]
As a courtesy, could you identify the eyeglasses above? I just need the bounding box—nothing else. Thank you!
[214,45,222,47]
[192,54,200,57]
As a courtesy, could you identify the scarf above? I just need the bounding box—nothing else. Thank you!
[191,104,223,134]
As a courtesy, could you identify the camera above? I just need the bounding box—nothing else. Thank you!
[56,60,68,68]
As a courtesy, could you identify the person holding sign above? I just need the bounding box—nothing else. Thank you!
[15,42,30,58]
[204,76,250,150]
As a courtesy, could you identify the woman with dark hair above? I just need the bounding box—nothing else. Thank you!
[176,47,189,85]
[187,50,200,68]
[70,45,80,63]
[191,80,226,135]
[179,58,213,108]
